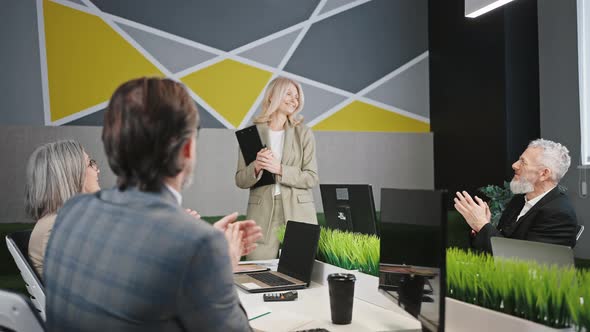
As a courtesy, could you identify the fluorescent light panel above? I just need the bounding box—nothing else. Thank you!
[465,0,515,18]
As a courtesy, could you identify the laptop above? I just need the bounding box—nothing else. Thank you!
[234,220,320,293]
[491,237,574,268]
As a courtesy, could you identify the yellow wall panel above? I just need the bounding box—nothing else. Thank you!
[313,101,430,132]
[180,59,272,128]
[45,0,162,122]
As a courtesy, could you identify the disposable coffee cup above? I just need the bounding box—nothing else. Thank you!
[327,273,356,324]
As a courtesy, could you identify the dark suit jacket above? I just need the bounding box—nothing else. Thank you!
[44,187,251,332]
[472,186,578,253]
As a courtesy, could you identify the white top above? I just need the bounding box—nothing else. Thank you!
[268,129,284,196]
[164,183,183,205]
[516,186,555,221]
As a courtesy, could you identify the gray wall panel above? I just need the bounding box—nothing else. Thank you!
[90,0,319,51]
[0,126,433,223]
[285,0,428,93]
[538,0,590,258]
[64,109,106,126]
[0,126,116,223]
[0,1,45,125]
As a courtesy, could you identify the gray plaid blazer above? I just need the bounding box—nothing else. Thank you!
[43,187,250,332]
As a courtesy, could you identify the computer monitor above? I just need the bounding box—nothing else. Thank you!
[378,188,447,332]
[319,184,378,235]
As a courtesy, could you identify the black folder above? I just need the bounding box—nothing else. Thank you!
[235,125,275,189]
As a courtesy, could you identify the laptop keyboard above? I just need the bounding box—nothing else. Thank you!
[249,272,295,286]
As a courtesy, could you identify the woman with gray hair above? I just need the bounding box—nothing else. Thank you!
[25,140,100,278]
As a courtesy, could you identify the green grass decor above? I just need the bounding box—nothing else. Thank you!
[447,247,589,330]
[277,225,380,276]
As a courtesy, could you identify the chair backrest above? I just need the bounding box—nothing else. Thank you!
[5,231,46,321]
[0,289,45,332]
[576,225,584,241]
[491,237,575,268]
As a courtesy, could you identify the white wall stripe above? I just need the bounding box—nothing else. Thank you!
[45,0,428,129]
[306,98,355,128]
[184,88,235,129]
[78,0,172,77]
[50,101,109,126]
[357,97,430,123]
[48,0,372,97]
[313,0,372,23]
[307,53,431,127]
[231,25,306,55]
[359,51,429,96]
[50,0,94,16]
[104,13,225,56]
[37,0,52,125]
[45,0,233,128]
[173,56,227,79]
[237,0,329,128]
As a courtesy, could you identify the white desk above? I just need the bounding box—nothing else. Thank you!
[237,260,421,332]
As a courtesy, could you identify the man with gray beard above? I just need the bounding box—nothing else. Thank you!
[454,139,578,253]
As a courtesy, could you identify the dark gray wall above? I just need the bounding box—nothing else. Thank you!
[538,0,590,259]
[0,126,434,223]
[429,0,540,200]
[0,1,45,125]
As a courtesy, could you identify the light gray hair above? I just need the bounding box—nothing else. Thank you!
[528,138,571,182]
[24,140,86,220]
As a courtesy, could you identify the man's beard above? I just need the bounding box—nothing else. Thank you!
[510,177,534,194]
[181,157,195,190]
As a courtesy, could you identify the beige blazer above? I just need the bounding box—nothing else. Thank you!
[29,213,57,279]
[235,122,319,243]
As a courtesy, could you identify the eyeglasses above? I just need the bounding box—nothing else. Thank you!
[88,159,98,171]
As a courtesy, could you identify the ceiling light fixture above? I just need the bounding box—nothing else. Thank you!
[465,0,515,18]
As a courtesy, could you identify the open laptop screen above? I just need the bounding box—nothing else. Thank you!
[277,221,320,285]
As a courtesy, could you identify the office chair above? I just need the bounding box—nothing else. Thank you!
[5,231,46,321]
[0,289,45,332]
[576,225,584,242]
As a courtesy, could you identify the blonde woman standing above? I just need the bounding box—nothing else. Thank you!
[236,77,319,260]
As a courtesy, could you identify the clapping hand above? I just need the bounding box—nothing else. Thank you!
[214,212,263,270]
[256,148,282,175]
[185,208,201,219]
[254,148,273,176]
[453,191,491,232]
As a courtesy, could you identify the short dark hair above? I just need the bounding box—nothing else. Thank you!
[102,77,199,191]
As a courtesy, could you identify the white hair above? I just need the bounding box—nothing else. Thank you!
[528,138,571,182]
[24,140,86,220]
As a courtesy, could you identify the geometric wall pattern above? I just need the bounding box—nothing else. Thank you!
[39,0,429,132]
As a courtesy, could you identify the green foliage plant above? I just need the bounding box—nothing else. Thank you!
[276,225,380,276]
[478,181,514,227]
[447,247,589,330]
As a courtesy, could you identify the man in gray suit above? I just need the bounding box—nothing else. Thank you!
[43,78,259,331]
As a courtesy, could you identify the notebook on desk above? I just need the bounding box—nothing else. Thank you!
[234,220,320,293]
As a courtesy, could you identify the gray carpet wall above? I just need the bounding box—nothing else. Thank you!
[0,126,433,223]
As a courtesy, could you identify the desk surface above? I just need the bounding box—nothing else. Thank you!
[237,260,421,332]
